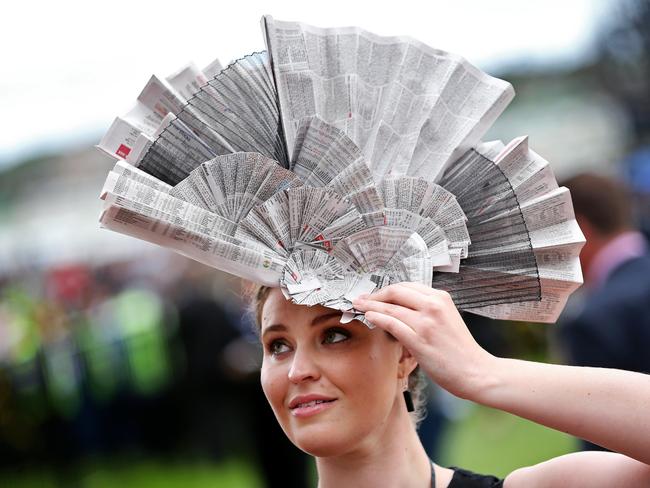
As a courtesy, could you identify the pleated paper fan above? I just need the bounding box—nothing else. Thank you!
[98,15,586,324]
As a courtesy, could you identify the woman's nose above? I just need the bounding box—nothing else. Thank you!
[287,347,321,383]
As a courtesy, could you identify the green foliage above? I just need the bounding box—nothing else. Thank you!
[0,406,578,486]
[440,404,577,478]
[0,458,263,488]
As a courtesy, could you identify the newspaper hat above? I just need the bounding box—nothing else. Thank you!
[98,16,585,324]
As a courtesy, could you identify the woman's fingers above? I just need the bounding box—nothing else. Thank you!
[398,281,451,299]
[396,281,437,294]
[354,294,420,327]
[355,283,454,324]
[364,310,420,350]
[355,283,430,311]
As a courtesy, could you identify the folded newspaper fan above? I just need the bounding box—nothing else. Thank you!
[98,16,585,324]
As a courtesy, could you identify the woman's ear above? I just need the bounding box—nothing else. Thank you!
[398,345,418,379]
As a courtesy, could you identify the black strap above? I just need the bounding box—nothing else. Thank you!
[431,459,436,487]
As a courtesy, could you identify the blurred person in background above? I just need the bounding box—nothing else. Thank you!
[559,172,650,450]
[173,267,310,487]
[623,148,650,241]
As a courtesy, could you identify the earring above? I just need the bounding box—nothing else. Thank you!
[403,390,414,412]
[403,380,414,412]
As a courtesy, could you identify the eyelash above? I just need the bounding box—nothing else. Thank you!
[323,328,350,345]
[267,327,351,356]
[268,340,290,356]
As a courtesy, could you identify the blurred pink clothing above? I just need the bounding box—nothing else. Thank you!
[589,231,648,289]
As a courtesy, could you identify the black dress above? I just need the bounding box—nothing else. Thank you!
[447,467,503,487]
[431,461,504,488]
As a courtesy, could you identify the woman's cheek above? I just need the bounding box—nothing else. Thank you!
[260,363,277,408]
[260,364,285,411]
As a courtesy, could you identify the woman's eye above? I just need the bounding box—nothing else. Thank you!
[269,340,291,355]
[323,328,350,345]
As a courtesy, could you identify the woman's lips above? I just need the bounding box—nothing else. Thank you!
[290,398,337,418]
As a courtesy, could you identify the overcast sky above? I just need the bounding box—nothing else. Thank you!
[0,0,613,168]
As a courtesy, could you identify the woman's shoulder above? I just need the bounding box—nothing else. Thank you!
[445,466,504,488]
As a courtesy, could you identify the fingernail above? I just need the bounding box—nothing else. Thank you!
[357,293,369,300]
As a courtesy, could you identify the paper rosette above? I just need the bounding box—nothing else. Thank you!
[97,16,585,324]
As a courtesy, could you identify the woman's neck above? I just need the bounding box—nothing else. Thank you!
[316,404,432,488]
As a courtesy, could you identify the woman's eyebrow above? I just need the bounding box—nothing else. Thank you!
[261,323,286,338]
[311,311,343,326]
[261,312,341,338]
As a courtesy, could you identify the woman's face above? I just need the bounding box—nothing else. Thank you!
[260,288,410,457]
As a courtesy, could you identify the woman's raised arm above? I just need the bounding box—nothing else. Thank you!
[352,283,650,473]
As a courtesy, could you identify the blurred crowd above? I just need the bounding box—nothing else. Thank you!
[0,257,310,485]
[0,160,648,486]
[0,2,649,486]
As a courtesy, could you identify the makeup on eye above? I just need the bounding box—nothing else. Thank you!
[265,323,352,357]
[268,339,291,356]
[322,327,351,344]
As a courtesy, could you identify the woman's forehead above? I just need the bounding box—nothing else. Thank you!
[261,288,336,328]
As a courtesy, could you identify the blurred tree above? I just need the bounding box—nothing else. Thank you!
[596,0,650,145]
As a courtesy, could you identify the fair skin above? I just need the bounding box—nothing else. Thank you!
[260,285,650,487]
[260,288,443,487]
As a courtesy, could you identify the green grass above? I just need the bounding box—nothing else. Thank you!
[440,403,578,478]
[1,458,263,488]
[0,405,578,487]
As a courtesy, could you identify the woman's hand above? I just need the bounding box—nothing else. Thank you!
[352,282,495,399]
[354,284,650,467]
[353,282,650,476]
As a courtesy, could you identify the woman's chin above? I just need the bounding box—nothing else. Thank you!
[290,427,355,458]
[297,439,349,458]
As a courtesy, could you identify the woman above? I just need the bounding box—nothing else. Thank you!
[255,282,650,487]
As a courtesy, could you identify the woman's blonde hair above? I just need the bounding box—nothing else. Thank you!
[247,283,428,426]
